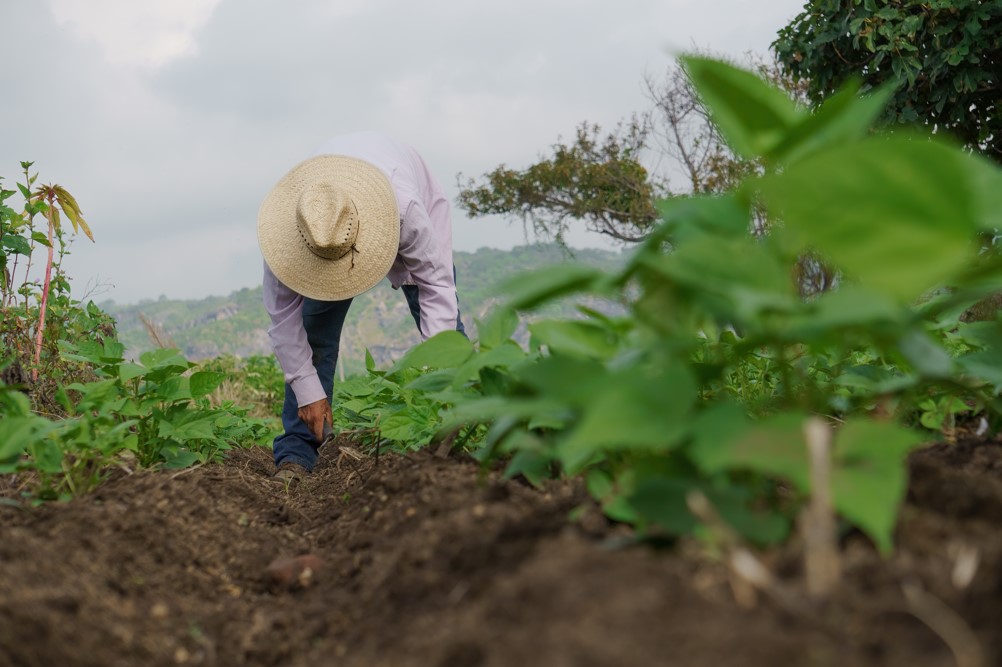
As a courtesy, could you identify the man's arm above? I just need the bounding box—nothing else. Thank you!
[396,201,461,338]
[262,262,331,440]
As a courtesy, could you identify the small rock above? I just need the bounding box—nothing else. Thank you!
[266,554,325,590]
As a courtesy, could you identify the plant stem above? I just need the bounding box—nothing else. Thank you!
[31,197,55,381]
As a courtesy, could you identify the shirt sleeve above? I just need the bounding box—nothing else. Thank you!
[261,262,327,407]
[397,200,460,339]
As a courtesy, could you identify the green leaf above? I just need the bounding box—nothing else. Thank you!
[159,414,216,442]
[831,419,924,555]
[529,320,618,360]
[404,369,456,392]
[790,286,906,334]
[517,354,608,406]
[629,477,699,535]
[190,371,224,399]
[769,82,894,165]
[709,487,791,546]
[690,411,810,491]
[655,194,751,245]
[476,307,519,350]
[0,416,54,461]
[379,412,421,442]
[118,363,147,383]
[503,449,551,488]
[451,341,527,388]
[391,331,474,373]
[761,135,983,301]
[643,235,795,321]
[501,264,606,311]
[2,235,31,256]
[365,348,376,372]
[898,330,953,378]
[558,363,697,472]
[140,348,190,371]
[963,152,1002,233]
[156,376,192,402]
[161,448,201,469]
[957,348,1002,390]
[681,55,803,158]
[28,438,63,473]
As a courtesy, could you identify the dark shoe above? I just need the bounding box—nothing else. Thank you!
[272,462,309,484]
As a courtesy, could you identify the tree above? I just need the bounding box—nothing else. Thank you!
[456,118,661,244]
[773,0,1001,163]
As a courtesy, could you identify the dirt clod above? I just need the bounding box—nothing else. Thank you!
[266,554,325,591]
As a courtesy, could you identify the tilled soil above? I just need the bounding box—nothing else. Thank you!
[1,436,1002,667]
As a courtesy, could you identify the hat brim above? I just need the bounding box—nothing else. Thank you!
[257,155,400,301]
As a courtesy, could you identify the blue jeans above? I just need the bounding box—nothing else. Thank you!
[273,277,466,470]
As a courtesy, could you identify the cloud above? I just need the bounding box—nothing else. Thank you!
[46,0,223,69]
[1,0,807,304]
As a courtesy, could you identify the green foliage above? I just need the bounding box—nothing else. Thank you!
[198,353,285,419]
[1,163,274,501]
[340,57,1002,557]
[1,163,117,406]
[1,341,275,499]
[457,121,660,244]
[774,0,1002,163]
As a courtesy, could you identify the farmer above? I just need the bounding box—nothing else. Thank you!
[257,131,465,482]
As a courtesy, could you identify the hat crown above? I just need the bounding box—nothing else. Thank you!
[296,181,359,260]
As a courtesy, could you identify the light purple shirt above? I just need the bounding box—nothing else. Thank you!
[262,131,460,407]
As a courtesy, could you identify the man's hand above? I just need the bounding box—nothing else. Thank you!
[298,398,333,443]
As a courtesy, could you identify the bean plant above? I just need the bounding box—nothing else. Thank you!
[333,57,1002,555]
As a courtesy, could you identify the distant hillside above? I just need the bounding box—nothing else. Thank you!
[103,244,626,375]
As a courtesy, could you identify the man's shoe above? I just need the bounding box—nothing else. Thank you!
[272,462,309,484]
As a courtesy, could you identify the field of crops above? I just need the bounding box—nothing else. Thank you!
[5,52,1002,667]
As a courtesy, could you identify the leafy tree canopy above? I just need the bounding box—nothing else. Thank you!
[456,120,661,244]
[773,0,1001,162]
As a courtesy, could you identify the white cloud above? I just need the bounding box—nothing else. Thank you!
[46,0,223,68]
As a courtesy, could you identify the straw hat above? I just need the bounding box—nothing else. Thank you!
[257,155,400,301]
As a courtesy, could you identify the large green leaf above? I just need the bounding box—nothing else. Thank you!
[476,307,519,350]
[960,137,1002,233]
[898,330,953,379]
[785,286,906,337]
[501,264,606,311]
[682,56,803,158]
[0,416,54,461]
[157,376,192,402]
[655,193,751,245]
[190,371,224,400]
[2,234,31,256]
[831,419,924,555]
[451,341,527,388]
[643,235,795,321]
[557,363,697,472]
[517,354,609,407]
[768,81,893,165]
[529,320,618,360]
[760,135,982,301]
[690,410,810,492]
[391,331,474,373]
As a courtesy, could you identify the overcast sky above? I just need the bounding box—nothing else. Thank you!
[1,0,805,304]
